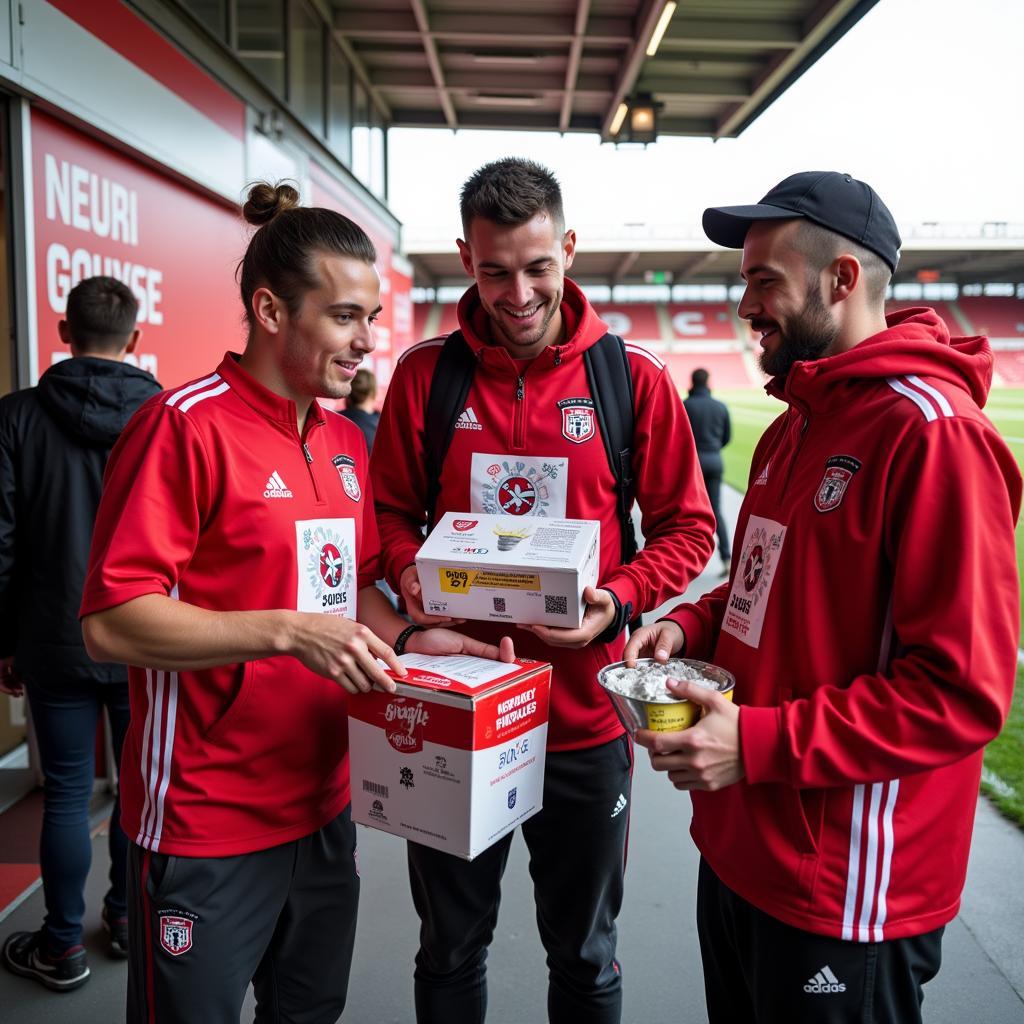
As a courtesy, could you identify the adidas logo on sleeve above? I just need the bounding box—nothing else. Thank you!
[804,965,846,994]
[263,471,293,499]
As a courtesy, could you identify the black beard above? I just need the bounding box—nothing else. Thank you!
[757,287,839,377]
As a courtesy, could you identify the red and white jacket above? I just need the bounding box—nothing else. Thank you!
[372,280,715,749]
[81,354,381,856]
[667,309,1022,940]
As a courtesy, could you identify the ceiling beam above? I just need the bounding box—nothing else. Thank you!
[657,17,802,50]
[633,74,751,101]
[331,32,393,120]
[674,251,724,281]
[409,0,458,129]
[611,251,640,285]
[599,0,674,141]
[335,10,629,42]
[559,0,591,133]
[715,0,865,137]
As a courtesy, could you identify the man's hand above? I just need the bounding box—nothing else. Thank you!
[519,586,616,649]
[407,630,516,664]
[288,614,405,695]
[635,678,743,791]
[0,656,23,698]
[622,621,685,666]
[399,565,465,626]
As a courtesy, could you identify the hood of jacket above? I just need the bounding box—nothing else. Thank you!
[455,277,609,372]
[770,307,993,413]
[37,356,162,446]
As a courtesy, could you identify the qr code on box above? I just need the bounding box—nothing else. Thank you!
[493,597,506,613]
[544,594,568,616]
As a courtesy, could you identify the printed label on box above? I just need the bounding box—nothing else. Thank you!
[349,655,551,860]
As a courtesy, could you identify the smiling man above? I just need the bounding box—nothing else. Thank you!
[624,171,1022,1024]
[77,182,513,1024]
[371,158,715,1024]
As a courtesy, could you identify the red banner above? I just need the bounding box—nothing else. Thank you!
[32,110,245,388]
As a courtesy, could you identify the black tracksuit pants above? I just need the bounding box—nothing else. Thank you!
[697,857,944,1024]
[408,735,633,1024]
[126,807,360,1024]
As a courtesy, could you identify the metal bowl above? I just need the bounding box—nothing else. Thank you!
[597,658,735,736]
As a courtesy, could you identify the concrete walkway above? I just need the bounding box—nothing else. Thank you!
[2,485,1022,1022]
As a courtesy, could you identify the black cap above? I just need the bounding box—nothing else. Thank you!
[702,171,901,273]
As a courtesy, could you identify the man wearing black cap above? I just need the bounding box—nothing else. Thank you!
[624,172,1021,1022]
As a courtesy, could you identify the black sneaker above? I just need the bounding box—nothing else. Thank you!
[102,905,129,959]
[2,930,90,991]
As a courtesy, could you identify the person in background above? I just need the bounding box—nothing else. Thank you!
[78,182,513,1024]
[683,368,732,575]
[342,366,380,453]
[1,276,160,991]
[625,171,1021,1024]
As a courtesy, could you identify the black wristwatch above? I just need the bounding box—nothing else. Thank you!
[393,623,425,655]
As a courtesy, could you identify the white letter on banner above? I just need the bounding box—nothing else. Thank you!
[46,242,71,312]
[45,155,70,225]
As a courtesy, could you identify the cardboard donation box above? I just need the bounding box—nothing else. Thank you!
[416,512,600,627]
[349,654,552,860]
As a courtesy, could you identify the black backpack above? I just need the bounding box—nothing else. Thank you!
[422,330,639,569]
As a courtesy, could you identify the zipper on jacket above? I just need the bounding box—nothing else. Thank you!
[513,373,526,449]
[777,414,809,500]
[553,347,562,366]
[301,435,324,503]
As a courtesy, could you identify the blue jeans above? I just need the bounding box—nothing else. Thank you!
[25,675,130,952]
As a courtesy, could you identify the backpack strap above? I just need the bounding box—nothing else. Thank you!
[583,333,637,566]
[584,333,640,639]
[423,331,477,531]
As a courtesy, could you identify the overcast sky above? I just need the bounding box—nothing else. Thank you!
[388,0,1024,236]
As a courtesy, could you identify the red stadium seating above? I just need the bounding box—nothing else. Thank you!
[993,350,1024,385]
[591,304,662,342]
[664,352,755,390]
[668,303,739,341]
[957,297,1024,339]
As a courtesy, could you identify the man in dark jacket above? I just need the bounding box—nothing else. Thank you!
[0,276,160,991]
[683,368,732,574]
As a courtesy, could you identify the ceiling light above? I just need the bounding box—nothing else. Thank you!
[646,1,678,57]
[609,102,629,135]
[473,93,543,107]
[614,94,663,145]
[472,53,541,66]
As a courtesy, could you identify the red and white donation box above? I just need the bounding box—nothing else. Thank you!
[348,654,552,860]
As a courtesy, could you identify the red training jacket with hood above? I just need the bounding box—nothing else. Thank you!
[80,354,381,856]
[372,279,716,749]
[666,309,1021,941]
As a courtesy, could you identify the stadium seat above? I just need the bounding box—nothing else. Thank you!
[957,297,1024,339]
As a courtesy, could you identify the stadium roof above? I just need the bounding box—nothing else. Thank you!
[330,0,879,139]
[404,224,1024,288]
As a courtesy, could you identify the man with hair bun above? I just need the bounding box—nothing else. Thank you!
[626,171,1021,1023]
[1,276,158,992]
[80,182,513,1024]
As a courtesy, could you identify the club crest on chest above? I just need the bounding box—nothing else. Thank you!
[557,398,596,444]
[814,455,862,513]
